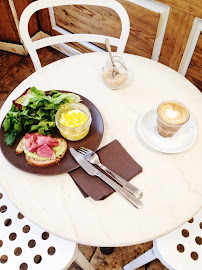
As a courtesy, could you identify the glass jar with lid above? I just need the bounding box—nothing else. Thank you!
[102,56,128,90]
[55,103,92,141]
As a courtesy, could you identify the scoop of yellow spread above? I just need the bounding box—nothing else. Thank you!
[59,109,88,128]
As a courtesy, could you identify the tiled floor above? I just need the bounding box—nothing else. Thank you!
[0,48,167,270]
[71,243,167,270]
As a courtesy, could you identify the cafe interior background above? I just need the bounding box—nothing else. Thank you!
[0,0,201,269]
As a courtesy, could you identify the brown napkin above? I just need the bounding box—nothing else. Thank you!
[69,140,142,200]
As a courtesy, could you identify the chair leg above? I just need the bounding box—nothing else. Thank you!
[123,248,156,270]
[75,250,95,270]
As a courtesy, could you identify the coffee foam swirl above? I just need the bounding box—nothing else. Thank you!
[158,102,189,125]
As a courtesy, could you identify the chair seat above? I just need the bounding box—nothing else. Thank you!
[124,208,201,270]
[0,186,77,269]
[154,209,202,270]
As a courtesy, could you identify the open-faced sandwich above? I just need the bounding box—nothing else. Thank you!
[16,133,67,167]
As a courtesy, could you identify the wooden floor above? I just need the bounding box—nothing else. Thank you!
[0,48,167,270]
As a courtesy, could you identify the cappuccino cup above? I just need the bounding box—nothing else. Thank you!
[157,100,190,138]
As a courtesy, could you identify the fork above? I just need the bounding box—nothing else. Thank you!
[78,147,143,199]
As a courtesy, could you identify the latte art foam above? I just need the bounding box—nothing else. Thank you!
[158,101,189,125]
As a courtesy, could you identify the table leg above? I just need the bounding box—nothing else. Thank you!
[100,247,114,255]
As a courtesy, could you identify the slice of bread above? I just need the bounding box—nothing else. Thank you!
[16,137,25,154]
[16,136,67,167]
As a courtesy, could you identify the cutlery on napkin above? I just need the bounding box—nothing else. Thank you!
[70,147,143,209]
[77,146,143,199]
[69,140,143,201]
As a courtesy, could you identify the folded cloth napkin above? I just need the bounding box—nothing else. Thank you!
[69,140,142,200]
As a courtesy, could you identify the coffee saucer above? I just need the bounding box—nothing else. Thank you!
[138,109,197,153]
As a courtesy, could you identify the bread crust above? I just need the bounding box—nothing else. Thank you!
[16,136,67,167]
[15,137,25,154]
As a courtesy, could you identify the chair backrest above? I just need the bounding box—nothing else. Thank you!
[154,208,202,270]
[0,185,77,269]
[19,0,130,71]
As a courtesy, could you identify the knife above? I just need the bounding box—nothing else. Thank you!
[96,164,143,199]
[70,148,143,209]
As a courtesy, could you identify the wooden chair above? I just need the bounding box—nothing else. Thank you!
[19,0,130,71]
[124,208,202,270]
[0,185,94,269]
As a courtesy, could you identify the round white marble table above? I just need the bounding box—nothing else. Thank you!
[0,53,201,247]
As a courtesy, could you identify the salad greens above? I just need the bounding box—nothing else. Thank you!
[3,87,81,145]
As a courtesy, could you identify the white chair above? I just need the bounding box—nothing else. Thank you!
[124,209,202,270]
[19,0,130,71]
[0,185,94,270]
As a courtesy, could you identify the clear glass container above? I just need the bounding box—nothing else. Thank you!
[55,103,92,141]
[157,100,190,138]
[102,56,128,89]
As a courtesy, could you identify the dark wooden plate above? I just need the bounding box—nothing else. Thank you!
[0,91,104,175]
